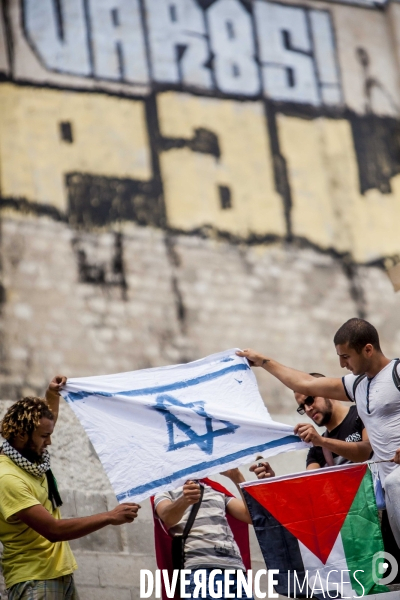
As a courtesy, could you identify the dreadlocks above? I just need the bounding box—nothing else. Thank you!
[1,397,54,441]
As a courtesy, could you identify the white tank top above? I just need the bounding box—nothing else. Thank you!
[343,359,400,486]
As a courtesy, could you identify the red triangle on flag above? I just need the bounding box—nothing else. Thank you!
[245,463,367,564]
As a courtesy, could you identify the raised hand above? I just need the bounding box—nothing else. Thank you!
[182,481,202,506]
[47,375,67,395]
[236,349,270,368]
[249,461,275,479]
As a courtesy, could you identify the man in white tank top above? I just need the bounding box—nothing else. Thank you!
[237,318,400,547]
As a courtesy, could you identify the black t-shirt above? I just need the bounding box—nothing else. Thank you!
[306,405,365,468]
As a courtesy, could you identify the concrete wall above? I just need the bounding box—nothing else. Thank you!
[2,0,400,597]
[0,215,399,598]
[2,214,400,417]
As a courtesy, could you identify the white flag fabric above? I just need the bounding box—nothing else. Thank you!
[61,349,306,502]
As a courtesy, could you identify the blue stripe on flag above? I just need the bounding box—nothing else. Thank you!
[65,363,249,402]
[116,435,300,500]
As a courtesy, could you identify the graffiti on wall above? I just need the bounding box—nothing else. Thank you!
[1,0,400,267]
[13,0,341,106]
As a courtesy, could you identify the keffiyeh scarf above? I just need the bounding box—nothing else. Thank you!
[2,440,63,509]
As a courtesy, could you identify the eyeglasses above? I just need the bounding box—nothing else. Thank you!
[296,396,315,415]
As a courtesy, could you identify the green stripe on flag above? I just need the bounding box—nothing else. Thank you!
[341,468,389,596]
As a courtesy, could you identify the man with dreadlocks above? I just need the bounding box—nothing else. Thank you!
[0,375,140,600]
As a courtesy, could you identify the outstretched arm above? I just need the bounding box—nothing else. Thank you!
[45,375,67,424]
[15,502,140,543]
[236,349,347,401]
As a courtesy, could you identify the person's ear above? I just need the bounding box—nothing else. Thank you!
[363,343,374,357]
[13,431,29,447]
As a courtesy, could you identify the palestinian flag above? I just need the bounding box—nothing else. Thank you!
[242,464,389,598]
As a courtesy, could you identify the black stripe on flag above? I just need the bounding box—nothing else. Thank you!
[243,489,342,599]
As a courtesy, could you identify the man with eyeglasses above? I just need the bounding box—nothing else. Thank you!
[293,372,371,469]
[249,372,400,584]
[251,372,371,476]
[240,317,400,552]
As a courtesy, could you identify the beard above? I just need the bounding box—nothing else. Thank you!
[20,438,42,463]
[318,410,333,427]
[316,398,334,427]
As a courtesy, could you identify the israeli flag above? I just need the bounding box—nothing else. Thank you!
[61,349,306,502]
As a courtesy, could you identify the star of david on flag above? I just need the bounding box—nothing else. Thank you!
[152,394,238,454]
[61,349,306,502]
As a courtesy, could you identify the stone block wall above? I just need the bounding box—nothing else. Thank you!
[0,214,400,598]
[61,490,157,600]
[3,213,400,420]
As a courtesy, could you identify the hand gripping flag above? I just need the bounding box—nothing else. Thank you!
[151,478,251,600]
[242,463,389,598]
[60,349,306,502]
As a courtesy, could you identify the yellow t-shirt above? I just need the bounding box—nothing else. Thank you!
[0,455,77,589]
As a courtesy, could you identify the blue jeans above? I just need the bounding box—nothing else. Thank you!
[186,569,253,599]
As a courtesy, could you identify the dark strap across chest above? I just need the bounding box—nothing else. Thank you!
[352,373,366,399]
[392,358,400,390]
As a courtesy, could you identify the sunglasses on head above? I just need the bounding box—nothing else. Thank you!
[296,396,315,415]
